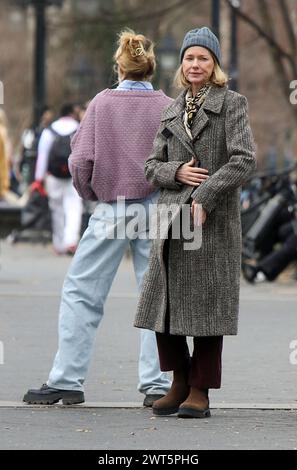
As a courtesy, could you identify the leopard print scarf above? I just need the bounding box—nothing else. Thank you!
[184,84,211,138]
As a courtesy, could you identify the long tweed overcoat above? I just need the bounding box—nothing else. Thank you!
[134,85,256,337]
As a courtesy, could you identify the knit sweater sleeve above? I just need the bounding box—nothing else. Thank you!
[191,93,256,214]
[144,121,183,190]
[68,98,97,201]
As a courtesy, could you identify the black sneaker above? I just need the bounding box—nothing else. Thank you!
[23,384,85,405]
[143,394,165,407]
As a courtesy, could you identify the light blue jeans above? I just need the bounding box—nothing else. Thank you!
[47,191,171,396]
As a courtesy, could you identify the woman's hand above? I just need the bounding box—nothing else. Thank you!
[175,157,209,186]
[191,200,207,225]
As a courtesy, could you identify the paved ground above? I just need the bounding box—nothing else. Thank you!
[0,240,297,450]
[1,408,297,450]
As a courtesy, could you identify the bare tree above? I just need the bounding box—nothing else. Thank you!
[225,0,297,121]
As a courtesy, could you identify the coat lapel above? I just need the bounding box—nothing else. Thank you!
[162,86,228,152]
[190,107,209,142]
[203,84,228,114]
[166,117,195,156]
[162,90,196,157]
[191,85,228,141]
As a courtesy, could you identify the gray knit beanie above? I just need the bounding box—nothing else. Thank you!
[179,27,222,66]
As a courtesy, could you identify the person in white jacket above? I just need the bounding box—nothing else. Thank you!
[35,104,83,254]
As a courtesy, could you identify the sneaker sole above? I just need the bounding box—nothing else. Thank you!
[62,397,85,405]
[177,407,211,419]
[23,393,85,406]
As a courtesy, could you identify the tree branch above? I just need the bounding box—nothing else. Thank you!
[50,0,197,28]
[279,0,297,56]
[257,0,297,120]
[224,0,297,122]
[224,0,293,62]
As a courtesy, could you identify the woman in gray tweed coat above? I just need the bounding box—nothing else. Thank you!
[134,27,256,418]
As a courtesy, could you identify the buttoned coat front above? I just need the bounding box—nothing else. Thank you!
[134,85,256,336]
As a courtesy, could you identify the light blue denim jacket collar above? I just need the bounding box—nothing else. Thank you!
[116,80,154,91]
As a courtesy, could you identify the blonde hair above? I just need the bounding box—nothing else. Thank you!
[0,108,8,128]
[174,53,229,89]
[114,29,156,81]
[0,109,9,145]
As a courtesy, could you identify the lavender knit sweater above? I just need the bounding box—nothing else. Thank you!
[69,88,173,202]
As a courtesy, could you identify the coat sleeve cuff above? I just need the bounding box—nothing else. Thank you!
[191,186,216,214]
[166,161,184,189]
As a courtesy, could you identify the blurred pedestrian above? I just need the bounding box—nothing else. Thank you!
[20,106,54,186]
[23,29,171,406]
[0,109,10,199]
[134,27,256,418]
[37,105,55,135]
[73,103,88,123]
[34,103,83,255]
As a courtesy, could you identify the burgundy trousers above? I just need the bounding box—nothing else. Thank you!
[156,332,223,389]
[158,226,223,389]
